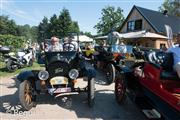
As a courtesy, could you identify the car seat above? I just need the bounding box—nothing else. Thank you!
[160,52,179,81]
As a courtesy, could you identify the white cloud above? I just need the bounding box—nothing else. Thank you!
[1,0,39,24]
[15,9,27,15]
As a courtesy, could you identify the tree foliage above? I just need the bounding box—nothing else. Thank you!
[0,16,17,35]
[159,0,180,17]
[0,34,25,51]
[38,17,49,42]
[0,15,38,43]
[37,8,80,43]
[94,6,125,35]
[49,14,58,37]
[80,31,93,38]
[0,15,38,51]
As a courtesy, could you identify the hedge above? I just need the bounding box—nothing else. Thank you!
[0,34,26,51]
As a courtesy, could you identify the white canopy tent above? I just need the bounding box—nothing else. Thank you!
[122,30,167,39]
[94,30,167,40]
[72,35,93,42]
[94,36,107,40]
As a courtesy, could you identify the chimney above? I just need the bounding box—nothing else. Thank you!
[163,10,168,16]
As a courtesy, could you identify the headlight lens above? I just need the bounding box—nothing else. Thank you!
[38,70,49,80]
[68,69,79,79]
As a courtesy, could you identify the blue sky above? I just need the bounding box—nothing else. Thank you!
[0,0,164,35]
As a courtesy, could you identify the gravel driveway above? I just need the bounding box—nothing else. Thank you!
[0,71,147,120]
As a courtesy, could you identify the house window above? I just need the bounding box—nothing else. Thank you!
[127,19,142,31]
[127,21,135,31]
[160,43,166,49]
[135,19,142,30]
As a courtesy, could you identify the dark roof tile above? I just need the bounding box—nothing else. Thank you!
[135,6,180,34]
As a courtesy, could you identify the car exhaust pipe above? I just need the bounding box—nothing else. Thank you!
[55,92,79,98]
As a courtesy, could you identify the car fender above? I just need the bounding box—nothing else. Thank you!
[115,65,132,73]
[84,68,96,78]
[17,70,38,82]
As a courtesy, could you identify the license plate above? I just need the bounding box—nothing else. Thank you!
[53,87,71,93]
[50,77,68,85]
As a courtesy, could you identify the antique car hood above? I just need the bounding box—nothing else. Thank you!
[45,51,77,64]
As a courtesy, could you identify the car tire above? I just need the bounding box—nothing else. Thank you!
[105,63,115,85]
[28,59,33,67]
[19,80,36,111]
[115,72,126,104]
[88,77,95,107]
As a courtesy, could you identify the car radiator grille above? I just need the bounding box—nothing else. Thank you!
[47,61,70,78]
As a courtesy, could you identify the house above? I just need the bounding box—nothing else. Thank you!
[118,5,180,49]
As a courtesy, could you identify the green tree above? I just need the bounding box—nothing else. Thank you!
[17,24,38,42]
[94,6,124,35]
[30,26,38,42]
[0,15,17,35]
[8,19,17,35]
[49,14,58,37]
[17,24,31,38]
[0,15,38,43]
[58,8,73,38]
[37,8,80,42]
[69,21,80,33]
[80,31,92,38]
[38,17,49,42]
[159,0,180,17]
[0,16,9,34]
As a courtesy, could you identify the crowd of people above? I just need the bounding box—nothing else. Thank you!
[24,31,180,79]
[40,35,79,52]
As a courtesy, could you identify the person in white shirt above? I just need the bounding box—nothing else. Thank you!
[118,41,127,53]
[107,31,127,53]
[49,37,63,52]
[167,33,180,78]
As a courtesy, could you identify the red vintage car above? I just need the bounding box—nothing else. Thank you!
[115,50,180,119]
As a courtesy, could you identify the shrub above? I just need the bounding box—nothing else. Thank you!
[0,34,25,51]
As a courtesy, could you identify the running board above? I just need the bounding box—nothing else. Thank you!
[55,92,79,98]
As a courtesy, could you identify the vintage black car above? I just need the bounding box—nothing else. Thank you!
[94,45,129,85]
[17,39,96,110]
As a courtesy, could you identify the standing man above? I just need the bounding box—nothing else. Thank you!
[167,33,180,79]
[118,40,127,54]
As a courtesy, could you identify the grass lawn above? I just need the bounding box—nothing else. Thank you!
[0,61,44,77]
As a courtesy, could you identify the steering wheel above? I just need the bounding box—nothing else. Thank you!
[156,51,165,64]
[148,51,164,64]
[63,42,76,51]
